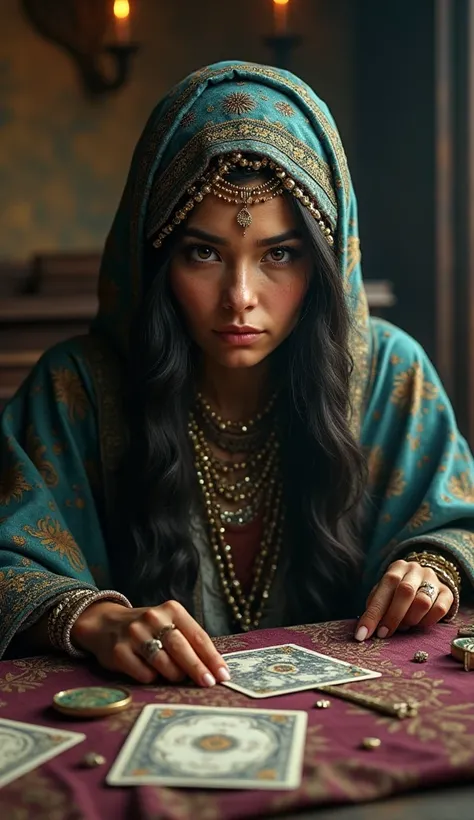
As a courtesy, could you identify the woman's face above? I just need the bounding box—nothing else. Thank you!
[169,190,311,371]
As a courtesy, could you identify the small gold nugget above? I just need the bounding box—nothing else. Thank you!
[315,699,331,709]
[361,737,382,750]
[413,650,429,663]
[82,752,106,768]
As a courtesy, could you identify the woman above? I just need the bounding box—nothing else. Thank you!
[1,61,473,689]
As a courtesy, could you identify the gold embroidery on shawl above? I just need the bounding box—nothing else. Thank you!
[366,445,384,488]
[449,471,474,503]
[52,368,89,422]
[275,101,295,117]
[180,110,196,128]
[0,459,32,505]
[407,502,432,530]
[222,91,257,114]
[146,119,336,239]
[25,426,59,488]
[345,236,361,281]
[23,517,85,572]
[386,469,406,498]
[390,362,438,415]
[11,535,26,546]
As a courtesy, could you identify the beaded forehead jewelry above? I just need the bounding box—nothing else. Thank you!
[152,152,335,248]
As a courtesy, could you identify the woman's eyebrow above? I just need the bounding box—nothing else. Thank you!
[181,227,302,247]
[256,229,302,247]
[182,227,229,245]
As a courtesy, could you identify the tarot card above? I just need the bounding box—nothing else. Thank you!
[0,718,85,788]
[220,643,381,698]
[107,703,307,790]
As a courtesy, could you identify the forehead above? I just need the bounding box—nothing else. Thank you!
[185,192,299,241]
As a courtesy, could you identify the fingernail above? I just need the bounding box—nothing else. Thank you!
[202,672,216,687]
[216,667,231,682]
[355,626,368,642]
[377,626,389,638]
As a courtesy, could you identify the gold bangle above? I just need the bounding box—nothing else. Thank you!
[406,551,461,587]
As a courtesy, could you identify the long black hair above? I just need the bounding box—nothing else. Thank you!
[113,189,367,624]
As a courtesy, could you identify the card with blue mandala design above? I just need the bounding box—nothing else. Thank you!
[106,703,307,789]
[0,718,85,788]
[220,643,381,697]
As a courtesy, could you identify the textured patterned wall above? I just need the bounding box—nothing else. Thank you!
[0,0,354,260]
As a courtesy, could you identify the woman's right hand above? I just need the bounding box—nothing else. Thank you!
[70,599,230,687]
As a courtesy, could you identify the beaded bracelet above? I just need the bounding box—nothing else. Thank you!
[48,589,132,658]
[405,551,461,621]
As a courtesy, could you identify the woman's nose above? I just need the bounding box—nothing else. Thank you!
[221,264,258,312]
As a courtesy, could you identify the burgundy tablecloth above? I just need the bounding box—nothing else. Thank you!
[1,610,473,820]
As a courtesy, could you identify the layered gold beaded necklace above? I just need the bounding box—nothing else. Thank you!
[188,393,284,631]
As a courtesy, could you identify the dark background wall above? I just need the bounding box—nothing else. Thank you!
[0,0,356,260]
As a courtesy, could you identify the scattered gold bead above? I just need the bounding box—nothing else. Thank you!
[361,737,381,750]
[82,752,106,768]
[315,699,331,709]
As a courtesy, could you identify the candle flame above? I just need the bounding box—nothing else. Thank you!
[273,0,289,5]
[114,0,130,19]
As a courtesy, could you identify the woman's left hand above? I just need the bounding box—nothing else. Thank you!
[354,559,453,641]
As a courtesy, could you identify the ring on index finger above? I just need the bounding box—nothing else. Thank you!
[140,638,163,662]
[417,582,438,603]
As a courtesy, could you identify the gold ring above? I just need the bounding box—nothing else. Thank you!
[141,638,163,662]
[157,623,177,642]
[417,582,438,602]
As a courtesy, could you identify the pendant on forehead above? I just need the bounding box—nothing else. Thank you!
[236,207,253,234]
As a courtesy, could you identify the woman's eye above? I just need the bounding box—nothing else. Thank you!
[185,245,219,262]
[264,246,298,264]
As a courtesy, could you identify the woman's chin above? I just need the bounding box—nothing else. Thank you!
[213,349,271,370]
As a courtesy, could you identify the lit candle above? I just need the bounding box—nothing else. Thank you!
[273,0,290,35]
[113,0,131,43]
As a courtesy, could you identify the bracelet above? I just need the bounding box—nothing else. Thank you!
[406,551,460,621]
[47,589,91,650]
[48,589,132,658]
[405,550,461,588]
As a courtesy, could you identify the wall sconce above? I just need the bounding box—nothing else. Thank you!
[22,0,139,96]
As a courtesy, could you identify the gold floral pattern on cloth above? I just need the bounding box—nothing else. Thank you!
[449,471,474,503]
[146,787,223,820]
[274,100,295,117]
[407,501,432,531]
[221,91,257,115]
[0,656,74,693]
[386,468,407,498]
[345,235,362,281]
[23,517,86,572]
[270,759,419,813]
[0,458,32,505]
[180,110,196,128]
[1,770,74,820]
[354,671,474,767]
[366,445,385,488]
[25,425,59,488]
[213,634,249,653]
[52,367,89,422]
[390,362,438,415]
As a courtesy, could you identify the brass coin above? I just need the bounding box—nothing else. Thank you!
[52,686,132,718]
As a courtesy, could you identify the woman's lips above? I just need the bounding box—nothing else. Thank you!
[213,330,265,346]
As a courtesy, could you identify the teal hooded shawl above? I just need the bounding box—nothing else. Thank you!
[1,61,474,654]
